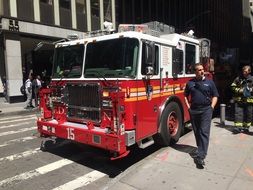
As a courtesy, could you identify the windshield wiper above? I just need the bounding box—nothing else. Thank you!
[85,70,112,87]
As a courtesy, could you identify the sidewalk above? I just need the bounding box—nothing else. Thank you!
[1,97,253,190]
[0,97,38,117]
[105,118,253,190]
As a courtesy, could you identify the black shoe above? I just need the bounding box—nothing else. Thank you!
[194,157,205,169]
[232,128,241,134]
[242,128,249,133]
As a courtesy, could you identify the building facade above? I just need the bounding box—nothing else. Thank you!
[116,0,251,58]
[1,0,252,104]
[0,0,116,103]
[116,0,253,104]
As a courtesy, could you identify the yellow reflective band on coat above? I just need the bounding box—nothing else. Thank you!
[234,122,243,127]
[243,122,251,127]
[233,97,253,103]
[233,97,242,102]
[246,99,253,103]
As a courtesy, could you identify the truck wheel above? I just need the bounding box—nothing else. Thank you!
[156,102,183,146]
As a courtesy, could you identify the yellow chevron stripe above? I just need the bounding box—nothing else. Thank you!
[122,85,175,93]
[124,90,184,102]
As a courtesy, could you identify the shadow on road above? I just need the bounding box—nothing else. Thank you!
[38,125,195,178]
[39,137,162,178]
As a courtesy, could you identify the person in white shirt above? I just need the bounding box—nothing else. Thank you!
[25,75,34,109]
[34,75,42,107]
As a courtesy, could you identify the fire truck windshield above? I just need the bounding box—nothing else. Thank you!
[84,38,139,78]
[52,44,84,78]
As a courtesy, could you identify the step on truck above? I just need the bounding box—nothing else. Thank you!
[37,21,212,160]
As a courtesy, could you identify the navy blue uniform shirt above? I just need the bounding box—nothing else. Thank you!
[184,77,219,109]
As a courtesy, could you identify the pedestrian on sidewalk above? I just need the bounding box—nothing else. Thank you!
[24,75,34,109]
[1,76,7,101]
[184,63,219,168]
[231,65,253,134]
[33,75,42,107]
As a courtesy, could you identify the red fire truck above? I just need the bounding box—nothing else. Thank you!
[37,22,211,160]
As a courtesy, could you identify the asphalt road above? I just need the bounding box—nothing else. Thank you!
[0,113,162,190]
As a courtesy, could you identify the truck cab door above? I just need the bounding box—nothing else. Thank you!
[136,42,161,140]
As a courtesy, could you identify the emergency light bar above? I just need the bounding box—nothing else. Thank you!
[118,24,149,33]
[118,22,175,37]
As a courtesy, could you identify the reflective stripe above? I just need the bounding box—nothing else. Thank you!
[233,97,253,103]
[233,97,242,101]
[234,122,243,127]
[246,99,253,103]
[243,122,251,127]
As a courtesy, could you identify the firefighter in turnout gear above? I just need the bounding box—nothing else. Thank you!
[231,65,253,134]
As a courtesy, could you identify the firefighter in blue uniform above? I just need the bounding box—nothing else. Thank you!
[231,65,253,134]
[184,63,219,169]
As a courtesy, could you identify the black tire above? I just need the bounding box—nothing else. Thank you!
[155,102,183,146]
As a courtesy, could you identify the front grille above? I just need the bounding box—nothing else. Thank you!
[65,83,101,123]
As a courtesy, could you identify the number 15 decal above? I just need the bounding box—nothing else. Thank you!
[67,128,75,140]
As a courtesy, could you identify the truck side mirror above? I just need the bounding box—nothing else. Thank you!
[146,66,154,75]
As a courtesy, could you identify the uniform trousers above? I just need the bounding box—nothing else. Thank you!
[234,102,253,128]
[189,106,213,159]
[26,91,32,107]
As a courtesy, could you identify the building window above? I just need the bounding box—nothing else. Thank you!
[17,0,34,21]
[76,0,87,31]
[91,0,100,30]
[40,0,53,4]
[59,0,71,9]
[40,0,54,25]
[104,0,112,22]
[2,0,10,16]
[59,0,72,28]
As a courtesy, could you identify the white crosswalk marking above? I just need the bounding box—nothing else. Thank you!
[0,114,36,121]
[0,154,84,187]
[0,115,108,189]
[0,136,37,148]
[0,121,32,129]
[0,117,37,124]
[51,170,106,190]
[0,127,36,137]
[0,148,40,162]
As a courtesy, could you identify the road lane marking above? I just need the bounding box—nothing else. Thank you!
[0,154,84,187]
[51,170,106,190]
[0,127,36,137]
[0,148,40,162]
[0,121,33,129]
[0,117,37,124]
[0,136,37,148]
[0,115,36,121]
